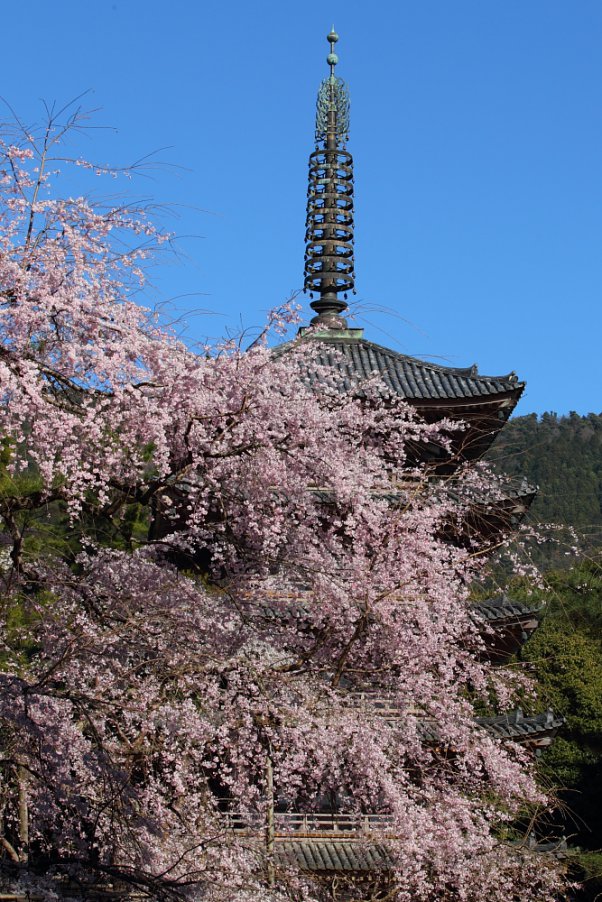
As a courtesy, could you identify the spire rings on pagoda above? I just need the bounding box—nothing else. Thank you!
[304,148,355,296]
[304,261,354,294]
[304,255,355,275]
[305,202,354,231]
[307,149,354,190]
[305,241,354,259]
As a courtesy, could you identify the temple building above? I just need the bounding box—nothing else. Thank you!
[254,28,562,891]
[283,28,522,467]
[150,29,563,897]
[272,29,537,557]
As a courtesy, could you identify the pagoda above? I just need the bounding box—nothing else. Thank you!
[149,30,560,896]
[272,28,536,551]
[281,28,523,471]
[256,29,560,890]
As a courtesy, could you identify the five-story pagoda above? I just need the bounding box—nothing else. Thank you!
[259,28,563,893]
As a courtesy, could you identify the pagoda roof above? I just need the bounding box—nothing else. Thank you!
[473,596,542,624]
[414,709,562,748]
[277,328,524,406]
[308,475,536,544]
[329,698,562,748]
[275,837,392,872]
[273,831,565,874]
[476,709,564,745]
[444,475,536,506]
[471,596,541,661]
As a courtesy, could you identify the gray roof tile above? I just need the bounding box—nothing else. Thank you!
[276,333,523,403]
[275,838,393,872]
[476,709,564,742]
[308,476,537,509]
[473,596,542,624]
[417,709,562,746]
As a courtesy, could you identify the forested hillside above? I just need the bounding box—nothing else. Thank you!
[488,413,602,898]
[488,412,602,552]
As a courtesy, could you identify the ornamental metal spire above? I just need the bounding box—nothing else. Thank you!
[304,28,355,329]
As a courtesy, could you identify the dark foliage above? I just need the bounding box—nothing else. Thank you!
[488,412,602,557]
[488,413,602,895]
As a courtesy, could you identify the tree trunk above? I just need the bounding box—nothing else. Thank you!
[265,752,275,888]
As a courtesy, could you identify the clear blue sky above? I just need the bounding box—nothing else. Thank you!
[3,1,601,415]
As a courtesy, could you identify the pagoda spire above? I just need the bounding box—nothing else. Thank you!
[304,28,355,329]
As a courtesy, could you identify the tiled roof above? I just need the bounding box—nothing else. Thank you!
[308,475,536,508]
[442,476,537,507]
[476,709,564,744]
[317,698,561,747]
[417,709,562,747]
[471,596,541,660]
[273,832,566,873]
[473,596,542,624]
[275,837,393,872]
[276,331,523,403]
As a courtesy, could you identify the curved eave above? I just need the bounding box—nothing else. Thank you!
[413,387,524,416]
[275,333,524,413]
[275,838,393,873]
[472,597,542,662]
[477,710,564,748]
[413,389,525,469]
[473,596,543,624]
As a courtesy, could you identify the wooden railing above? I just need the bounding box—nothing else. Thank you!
[220,808,394,835]
[340,690,402,718]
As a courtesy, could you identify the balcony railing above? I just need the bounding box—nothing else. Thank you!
[219,808,395,836]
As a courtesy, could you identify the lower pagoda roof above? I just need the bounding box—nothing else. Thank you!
[472,596,542,661]
[415,710,562,748]
[275,837,392,873]
[308,475,537,546]
[308,475,536,512]
[475,709,564,746]
[473,596,542,624]
[272,832,565,875]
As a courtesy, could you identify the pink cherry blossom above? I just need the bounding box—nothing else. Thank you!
[0,110,565,900]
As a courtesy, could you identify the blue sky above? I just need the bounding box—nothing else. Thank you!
[3,1,602,415]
